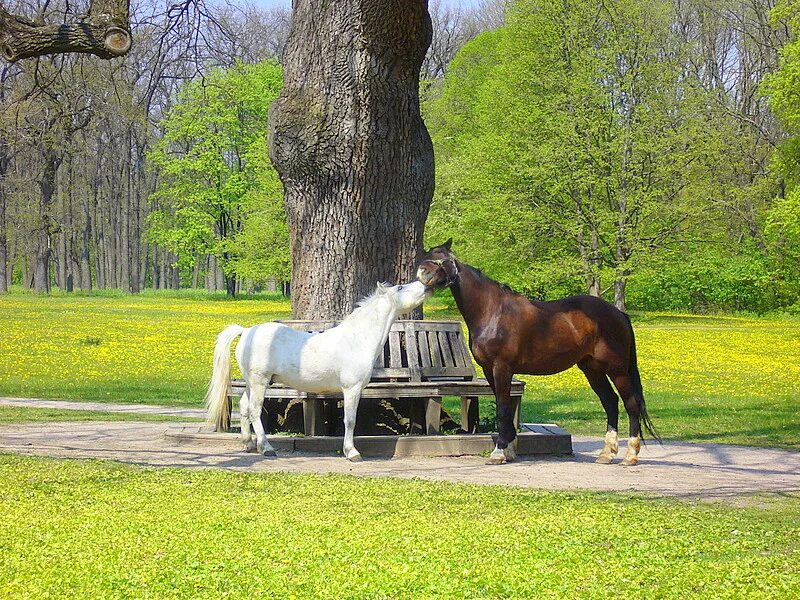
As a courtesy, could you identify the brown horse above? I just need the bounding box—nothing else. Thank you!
[416,239,659,465]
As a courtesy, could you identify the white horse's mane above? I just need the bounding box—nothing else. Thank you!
[355,282,392,307]
[343,282,395,323]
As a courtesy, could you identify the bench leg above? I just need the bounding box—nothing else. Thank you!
[513,394,522,431]
[425,397,442,435]
[225,396,234,432]
[460,396,479,434]
[303,397,325,436]
[409,398,426,434]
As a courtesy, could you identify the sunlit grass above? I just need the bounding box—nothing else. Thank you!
[1,291,798,448]
[0,454,798,599]
[0,406,202,425]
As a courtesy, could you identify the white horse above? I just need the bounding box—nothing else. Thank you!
[205,281,431,461]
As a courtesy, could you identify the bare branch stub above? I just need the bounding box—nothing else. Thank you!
[0,0,132,62]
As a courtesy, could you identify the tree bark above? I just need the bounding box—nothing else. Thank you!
[269,0,434,319]
[32,148,61,293]
[0,139,8,294]
[0,1,132,62]
[614,274,628,312]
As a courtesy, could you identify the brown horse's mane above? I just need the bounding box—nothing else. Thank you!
[461,262,527,300]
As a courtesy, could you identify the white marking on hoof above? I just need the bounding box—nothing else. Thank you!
[621,436,641,466]
[504,444,516,462]
[597,430,619,464]
[486,447,507,465]
[346,450,363,462]
[243,440,257,453]
[257,438,276,457]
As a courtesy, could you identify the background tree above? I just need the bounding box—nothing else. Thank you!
[147,60,285,297]
[0,0,289,295]
[424,0,798,312]
[762,0,800,304]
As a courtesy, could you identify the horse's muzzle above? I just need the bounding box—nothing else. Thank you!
[416,265,434,287]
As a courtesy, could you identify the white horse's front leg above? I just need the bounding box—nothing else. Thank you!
[342,386,363,462]
[248,382,276,457]
[239,391,256,452]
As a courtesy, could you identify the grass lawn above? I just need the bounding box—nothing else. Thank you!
[0,406,202,425]
[0,454,798,599]
[1,290,798,448]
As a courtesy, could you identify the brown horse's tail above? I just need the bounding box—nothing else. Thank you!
[623,313,661,444]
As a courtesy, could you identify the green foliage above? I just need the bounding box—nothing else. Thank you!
[425,0,718,302]
[1,455,799,598]
[424,0,798,312]
[763,1,800,298]
[626,247,780,312]
[147,61,289,288]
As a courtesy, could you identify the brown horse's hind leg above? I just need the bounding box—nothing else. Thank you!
[579,360,620,464]
[610,374,642,466]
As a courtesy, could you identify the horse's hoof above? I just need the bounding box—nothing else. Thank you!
[260,447,277,457]
[243,441,257,453]
[346,453,363,462]
[596,454,614,465]
[621,457,639,466]
[486,448,509,465]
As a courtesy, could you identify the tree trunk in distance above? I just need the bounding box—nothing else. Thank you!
[269,0,434,319]
[32,148,60,293]
[614,275,628,313]
[0,144,8,294]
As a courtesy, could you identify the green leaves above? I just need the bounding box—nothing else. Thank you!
[425,0,781,308]
[147,61,288,288]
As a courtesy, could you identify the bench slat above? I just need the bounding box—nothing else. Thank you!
[438,329,455,367]
[406,321,463,332]
[428,331,442,367]
[418,331,432,368]
[447,331,466,368]
[420,366,475,379]
[404,322,422,381]
[454,330,475,375]
[389,330,403,369]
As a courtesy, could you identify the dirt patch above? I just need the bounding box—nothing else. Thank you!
[1,420,798,502]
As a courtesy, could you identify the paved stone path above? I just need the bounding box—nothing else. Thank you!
[0,396,207,418]
[1,398,798,501]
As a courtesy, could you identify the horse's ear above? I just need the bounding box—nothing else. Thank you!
[376,281,389,293]
[442,238,453,251]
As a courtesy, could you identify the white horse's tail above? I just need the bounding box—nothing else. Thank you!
[205,324,245,431]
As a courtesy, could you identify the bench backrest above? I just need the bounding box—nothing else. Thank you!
[277,320,476,382]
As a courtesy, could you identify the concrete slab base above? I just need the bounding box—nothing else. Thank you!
[166,422,573,458]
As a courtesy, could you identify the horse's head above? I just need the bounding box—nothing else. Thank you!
[416,238,459,289]
[378,280,431,313]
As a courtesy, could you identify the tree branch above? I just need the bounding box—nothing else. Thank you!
[0,0,132,62]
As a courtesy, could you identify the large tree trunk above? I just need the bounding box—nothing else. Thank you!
[269,0,434,320]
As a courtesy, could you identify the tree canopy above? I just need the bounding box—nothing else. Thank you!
[425,0,799,312]
[147,60,287,296]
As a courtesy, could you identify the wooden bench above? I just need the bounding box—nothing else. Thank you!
[228,320,525,436]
